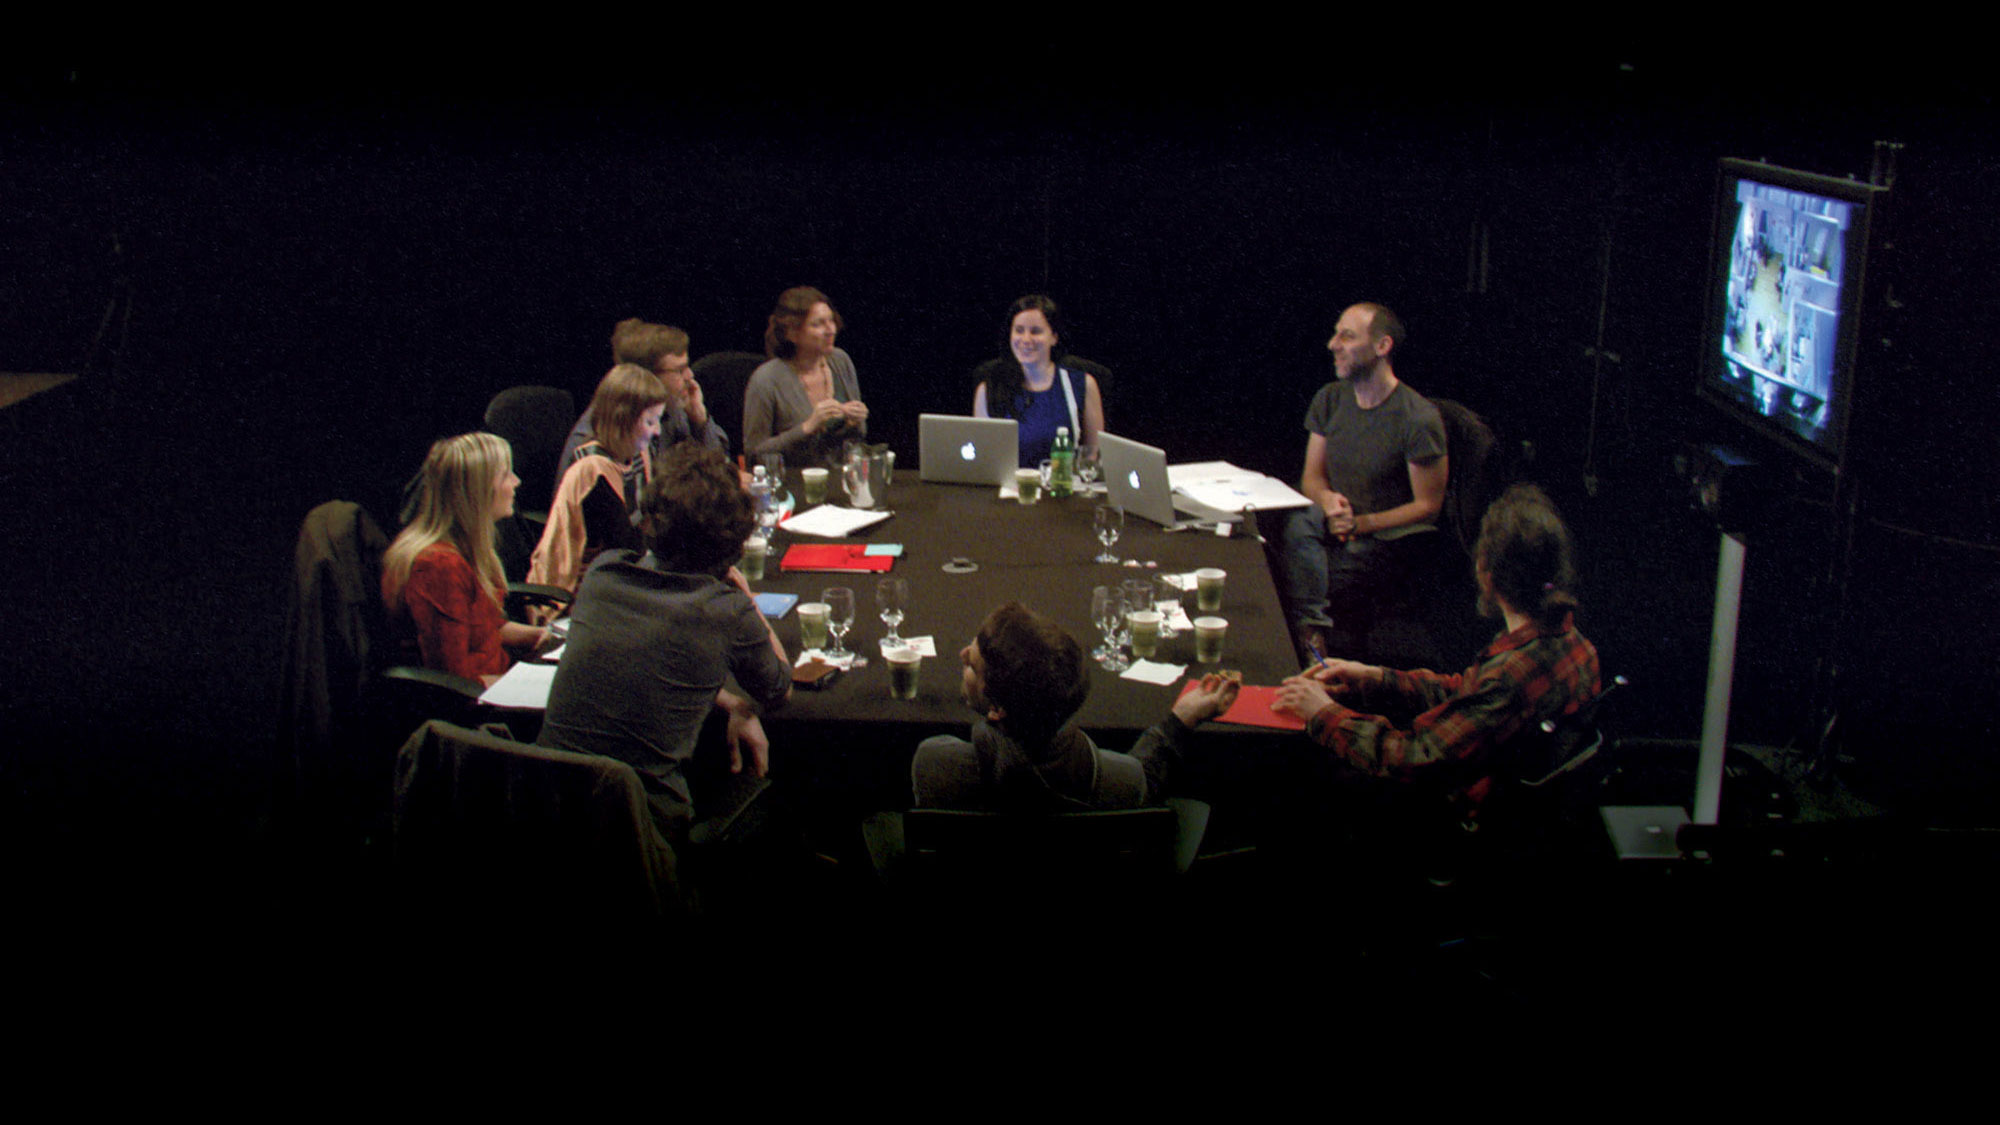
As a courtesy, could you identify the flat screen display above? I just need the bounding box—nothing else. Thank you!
[1699,159,1885,471]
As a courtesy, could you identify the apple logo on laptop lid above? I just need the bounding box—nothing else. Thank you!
[1128,469,1142,489]
[960,441,977,461]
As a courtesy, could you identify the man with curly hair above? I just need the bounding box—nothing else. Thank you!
[539,444,789,841]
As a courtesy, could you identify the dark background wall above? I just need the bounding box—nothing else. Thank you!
[5,40,1997,900]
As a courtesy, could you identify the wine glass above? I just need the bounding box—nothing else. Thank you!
[1076,445,1102,489]
[1093,503,1124,564]
[876,578,908,647]
[1152,572,1181,639]
[822,586,855,659]
[1091,585,1128,672]
[760,452,791,512]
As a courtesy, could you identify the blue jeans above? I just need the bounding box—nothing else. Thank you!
[1281,508,1432,654]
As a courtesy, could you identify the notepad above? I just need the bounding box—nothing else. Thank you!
[782,504,894,538]
[1176,681,1308,731]
[780,544,896,573]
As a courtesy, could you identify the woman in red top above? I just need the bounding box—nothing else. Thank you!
[383,432,550,685]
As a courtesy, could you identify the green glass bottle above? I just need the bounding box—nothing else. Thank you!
[1049,425,1076,498]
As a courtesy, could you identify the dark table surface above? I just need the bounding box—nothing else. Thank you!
[751,476,1301,743]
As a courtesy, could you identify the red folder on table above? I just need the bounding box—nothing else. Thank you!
[780,543,896,573]
[1174,681,1307,731]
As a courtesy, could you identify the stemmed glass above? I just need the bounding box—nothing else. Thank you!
[1152,572,1180,640]
[822,586,855,659]
[1091,585,1129,672]
[760,452,791,512]
[1076,445,1102,490]
[876,578,908,648]
[1093,503,1124,564]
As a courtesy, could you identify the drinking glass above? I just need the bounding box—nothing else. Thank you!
[876,578,908,646]
[759,453,791,515]
[822,586,855,659]
[1152,572,1180,639]
[1091,585,1129,673]
[1093,503,1123,564]
[1076,445,1102,488]
[1121,579,1154,652]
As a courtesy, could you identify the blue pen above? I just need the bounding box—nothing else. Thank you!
[1305,638,1325,671]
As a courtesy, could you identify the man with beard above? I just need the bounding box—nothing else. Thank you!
[1280,302,1448,662]
[1272,484,1600,816]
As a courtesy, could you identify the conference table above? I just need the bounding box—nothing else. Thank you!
[750,475,1308,786]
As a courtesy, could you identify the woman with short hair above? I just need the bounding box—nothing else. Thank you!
[530,362,669,594]
[742,286,868,467]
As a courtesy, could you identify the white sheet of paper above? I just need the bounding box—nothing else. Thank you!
[883,635,938,657]
[783,505,895,538]
[1120,659,1187,686]
[1167,460,1258,488]
[794,649,858,670]
[1175,475,1312,512]
[479,662,556,709]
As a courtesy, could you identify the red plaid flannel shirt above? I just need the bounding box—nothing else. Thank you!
[1306,615,1601,797]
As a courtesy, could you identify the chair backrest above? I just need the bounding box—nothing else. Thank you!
[968,355,1115,407]
[1060,354,1113,400]
[1430,397,1497,556]
[483,385,575,517]
[281,500,392,763]
[892,798,1208,901]
[393,719,683,921]
[690,350,766,459]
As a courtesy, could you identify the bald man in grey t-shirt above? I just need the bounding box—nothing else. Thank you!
[1281,302,1448,661]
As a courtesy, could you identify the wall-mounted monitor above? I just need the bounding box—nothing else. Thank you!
[1697,159,1888,473]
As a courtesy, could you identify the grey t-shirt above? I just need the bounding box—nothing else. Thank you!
[539,551,789,834]
[1303,380,1446,528]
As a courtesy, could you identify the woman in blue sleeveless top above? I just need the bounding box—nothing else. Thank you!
[971,295,1105,466]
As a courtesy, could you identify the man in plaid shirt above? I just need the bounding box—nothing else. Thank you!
[1275,484,1600,810]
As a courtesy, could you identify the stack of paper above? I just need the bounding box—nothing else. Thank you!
[1168,461,1311,512]
[782,505,895,538]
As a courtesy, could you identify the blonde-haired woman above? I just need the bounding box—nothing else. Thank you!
[383,432,550,685]
[530,362,669,593]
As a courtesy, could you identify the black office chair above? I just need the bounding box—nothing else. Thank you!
[966,355,1113,412]
[484,385,575,581]
[1367,398,1499,671]
[860,798,1210,915]
[393,719,685,922]
[280,500,571,856]
[1424,673,1630,891]
[690,350,766,458]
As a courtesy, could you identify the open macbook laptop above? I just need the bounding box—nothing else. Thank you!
[918,414,1019,486]
[1098,431,1241,527]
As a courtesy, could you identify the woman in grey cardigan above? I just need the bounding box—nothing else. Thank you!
[742,286,869,468]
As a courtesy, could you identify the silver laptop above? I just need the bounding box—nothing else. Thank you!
[1100,431,1244,527]
[1098,431,1181,526]
[919,414,1019,486]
